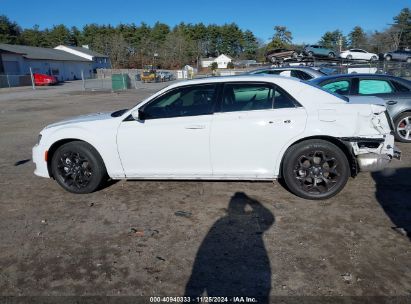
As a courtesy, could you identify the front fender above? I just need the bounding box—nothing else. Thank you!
[40,125,125,179]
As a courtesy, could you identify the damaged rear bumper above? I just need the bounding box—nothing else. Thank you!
[340,135,401,172]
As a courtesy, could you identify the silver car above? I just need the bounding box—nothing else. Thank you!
[384,50,411,63]
[311,73,411,142]
[247,66,326,80]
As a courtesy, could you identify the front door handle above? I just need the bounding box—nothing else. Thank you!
[185,125,206,129]
[386,100,397,105]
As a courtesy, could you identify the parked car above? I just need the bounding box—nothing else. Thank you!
[303,45,337,58]
[265,48,299,63]
[384,50,411,63]
[311,74,411,142]
[33,73,58,86]
[32,76,400,200]
[339,49,379,61]
[247,66,326,80]
[158,71,175,82]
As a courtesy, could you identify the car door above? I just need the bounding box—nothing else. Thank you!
[393,50,402,60]
[210,82,307,178]
[117,83,218,177]
[356,78,411,118]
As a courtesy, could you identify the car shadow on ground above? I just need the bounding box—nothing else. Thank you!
[372,167,411,240]
[184,192,275,303]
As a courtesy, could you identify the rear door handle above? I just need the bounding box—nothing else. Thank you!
[386,100,397,105]
[185,125,206,129]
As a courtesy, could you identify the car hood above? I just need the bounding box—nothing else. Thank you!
[45,112,114,129]
[348,96,386,106]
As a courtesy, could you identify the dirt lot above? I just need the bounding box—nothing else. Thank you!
[0,81,410,301]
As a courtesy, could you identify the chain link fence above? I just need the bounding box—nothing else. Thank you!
[82,69,179,91]
[0,74,33,88]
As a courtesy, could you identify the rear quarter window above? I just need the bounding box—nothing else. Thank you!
[359,80,393,95]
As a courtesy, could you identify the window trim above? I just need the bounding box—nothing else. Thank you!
[139,83,221,120]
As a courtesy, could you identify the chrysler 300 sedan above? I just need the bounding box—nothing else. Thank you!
[33,76,400,200]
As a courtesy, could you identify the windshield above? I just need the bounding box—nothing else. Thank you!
[303,81,349,102]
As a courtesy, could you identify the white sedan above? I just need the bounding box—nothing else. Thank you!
[339,49,379,61]
[32,76,400,200]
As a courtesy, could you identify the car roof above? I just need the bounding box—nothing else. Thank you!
[247,66,324,75]
[310,73,411,85]
[173,74,301,86]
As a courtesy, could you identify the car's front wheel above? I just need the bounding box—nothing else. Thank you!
[281,140,350,200]
[370,55,378,61]
[51,141,107,194]
[328,52,335,58]
[385,55,392,61]
[394,112,411,143]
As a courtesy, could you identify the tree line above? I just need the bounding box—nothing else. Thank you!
[0,7,409,69]
[268,8,411,55]
[0,18,260,68]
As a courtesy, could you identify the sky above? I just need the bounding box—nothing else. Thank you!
[1,0,410,44]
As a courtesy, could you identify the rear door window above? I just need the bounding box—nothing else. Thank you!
[291,70,312,80]
[221,83,274,112]
[358,80,394,95]
[273,87,299,109]
[322,80,351,95]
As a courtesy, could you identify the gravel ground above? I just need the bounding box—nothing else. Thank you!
[0,81,410,301]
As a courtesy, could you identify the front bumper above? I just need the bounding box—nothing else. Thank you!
[32,144,50,178]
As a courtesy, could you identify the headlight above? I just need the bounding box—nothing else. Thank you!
[37,134,42,145]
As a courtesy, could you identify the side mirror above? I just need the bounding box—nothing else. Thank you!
[132,109,146,121]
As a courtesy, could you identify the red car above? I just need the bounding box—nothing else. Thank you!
[33,73,58,86]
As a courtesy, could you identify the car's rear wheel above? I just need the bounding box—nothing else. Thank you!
[394,112,411,143]
[385,55,392,61]
[291,52,298,59]
[270,56,277,63]
[51,141,107,194]
[370,55,378,61]
[307,51,314,57]
[347,55,353,60]
[328,52,335,58]
[282,140,350,200]
[406,57,411,63]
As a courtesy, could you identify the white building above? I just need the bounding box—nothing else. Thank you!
[54,45,111,72]
[0,43,93,82]
[200,54,233,69]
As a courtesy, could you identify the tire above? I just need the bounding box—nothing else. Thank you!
[281,139,350,200]
[406,57,411,63]
[270,56,277,63]
[328,52,335,58]
[370,56,378,61]
[291,52,298,59]
[385,55,392,61]
[346,55,353,60]
[51,141,107,194]
[394,112,411,143]
[307,51,314,57]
